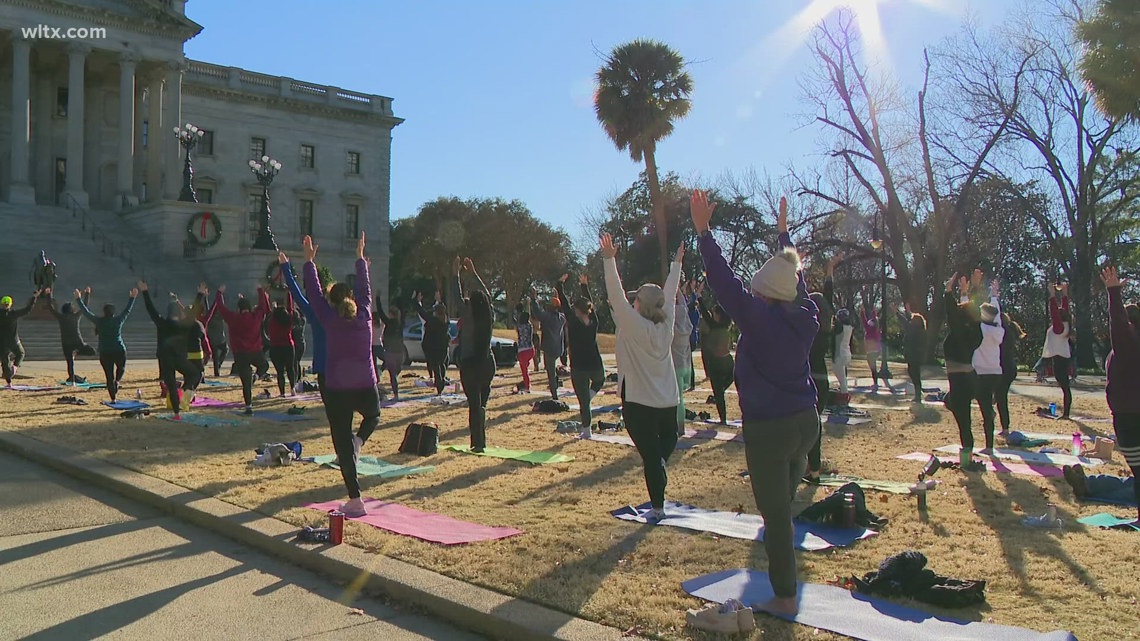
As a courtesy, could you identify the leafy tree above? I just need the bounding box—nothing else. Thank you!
[1078,0,1140,121]
[595,39,693,282]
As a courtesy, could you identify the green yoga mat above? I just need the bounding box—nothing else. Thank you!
[815,475,915,494]
[1077,513,1140,531]
[445,445,573,465]
[312,455,434,478]
[58,380,106,390]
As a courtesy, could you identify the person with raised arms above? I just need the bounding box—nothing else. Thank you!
[140,280,202,418]
[454,256,496,453]
[280,253,327,401]
[75,287,137,401]
[555,273,607,437]
[213,282,270,415]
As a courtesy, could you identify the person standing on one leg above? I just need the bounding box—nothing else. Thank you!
[832,306,855,398]
[455,257,496,453]
[556,274,607,438]
[140,282,202,418]
[805,255,841,482]
[414,291,451,396]
[213,285,270,414]
[46,287,97,384]
[1100,266,1140,525]
[971,281,1006,453]
[374,297,408,400]
[996,313,1026,436]
[292,308,307,388]
[531,287,567,400]
[698,289,735,426]
[692,190,820,617]
[282,256,327,402]
[201,292,229,378]
[267,293,298,397]
[513,294,535,394]
[943,274,984,468]
[1043,282,1074,418]
[0,291,40,387]
[297,234,380,518]
[898,305,927,403]
[601,234,683,523]
[862,303,882,391]
[75,288,136,401]
[671,288,694,436]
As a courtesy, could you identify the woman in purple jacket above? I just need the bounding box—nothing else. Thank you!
[294,232,379,518]
[691,189,820,616]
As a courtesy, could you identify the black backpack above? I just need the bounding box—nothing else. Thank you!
[532,399,571,413]
[399,422,439,456]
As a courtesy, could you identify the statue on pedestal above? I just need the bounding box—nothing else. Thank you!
[32,251,57,293]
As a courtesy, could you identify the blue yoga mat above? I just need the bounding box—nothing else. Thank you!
[611,502,875,551]
[58,381,106,390]
[231,410,314,422]
[681,569,1077,641]
[102,400,150,411]
[1078,513,1139,529]
[198,379,236,387]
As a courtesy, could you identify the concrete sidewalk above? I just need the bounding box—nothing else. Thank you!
[0,450,483,641]
[0,431,630,641]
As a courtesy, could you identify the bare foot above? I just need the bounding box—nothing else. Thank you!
[761,596,799,617]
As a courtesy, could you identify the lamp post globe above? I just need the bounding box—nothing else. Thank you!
[250,155,281,251]
[175,123,203,203]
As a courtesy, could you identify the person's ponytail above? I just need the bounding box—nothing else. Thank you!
[327,283,357,320]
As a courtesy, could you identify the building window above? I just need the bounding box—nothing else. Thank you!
[299,199,314,238]
[198,130,214,156]
[56,87,68,117]
[197,187,214,204]
[250,137,266,160]
[142,120,149,148]
[300,144,315,169]
[346,151,360,175]
[345,204,359,239]
[247,192,262,243]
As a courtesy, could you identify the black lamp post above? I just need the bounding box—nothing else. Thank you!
[174,123,204,203]
[870,213,893,381]
[249,155,281,251]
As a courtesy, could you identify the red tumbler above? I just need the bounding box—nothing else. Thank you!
[329,511,345,544]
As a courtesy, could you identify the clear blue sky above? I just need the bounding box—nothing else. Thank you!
[183,0,1019,236]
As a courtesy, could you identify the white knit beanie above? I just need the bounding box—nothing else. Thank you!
[750,248,801,301]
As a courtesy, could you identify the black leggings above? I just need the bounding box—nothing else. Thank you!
[63,342,96,381]
[1,341,25,383]
[99,350,126,401]
[571,365,606,430]
[995,373,1015,432]
[160,350,202,413]
[294,340,306,380]
[808,360,829,473]
[323,387,381,499]
[544,350,562,399]
[947,371,977,450]
[704,353,735,425]
[460,357,495,452]
[974,374,1001,449]
[210,341,229,377]
[269,344,296,396]
[1052,356,1072,417]
[425,348,448,395]
[624,400,679,510]
[1111,412,1140,512]
[908,362,923,401]
[233,350,268,406]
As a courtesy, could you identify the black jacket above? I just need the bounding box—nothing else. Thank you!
[942,292,982,367]
[555,280,603,370]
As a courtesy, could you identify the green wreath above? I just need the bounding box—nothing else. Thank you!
[266,260,296,290]
[186,212,222,247]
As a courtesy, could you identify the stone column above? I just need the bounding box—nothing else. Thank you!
[63,43,91,207]
[116,53,139,210]
[7,37,35,204]
[162,59,185,200]
[145,71,163,203]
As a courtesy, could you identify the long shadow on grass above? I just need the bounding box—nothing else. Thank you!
[961,469,1102,596]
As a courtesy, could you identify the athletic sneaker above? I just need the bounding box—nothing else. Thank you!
[579,428,592,440]
[685,601,748,634]
[353,435,363,466]
[644,507,667,523]
[341,497,367,517]
[243,405,254,416]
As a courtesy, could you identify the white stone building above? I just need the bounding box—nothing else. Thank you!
[0,0,401,291]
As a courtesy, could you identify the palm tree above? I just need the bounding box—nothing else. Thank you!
[1078,0,1140,121]
[595,39,693,281]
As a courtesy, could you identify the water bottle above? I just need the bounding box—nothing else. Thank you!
[1049,402,1057,416]
[842,493,856,528]
[136,389,142,400]
[1071,432,1082,457]
[1046,503,1057,521]
[915,476,928,511]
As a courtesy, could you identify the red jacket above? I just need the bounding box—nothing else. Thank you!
[267,292,295,347]
[214,289,269,353]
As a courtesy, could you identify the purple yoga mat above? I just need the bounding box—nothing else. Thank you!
[304,498,523,545]
[190,396,244,409]
[897,452,1064,478]
[4,385,62,392]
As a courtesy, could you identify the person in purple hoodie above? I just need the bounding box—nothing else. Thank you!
[295,232,379,518]
[1100,266,1140,523]
[691,189,820,616]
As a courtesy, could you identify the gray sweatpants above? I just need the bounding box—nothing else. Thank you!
[742,408,821,598]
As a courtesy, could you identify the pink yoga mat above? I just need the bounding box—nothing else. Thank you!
[897,452,1064,477]
[305,498,523,545]
[190,396,244,409]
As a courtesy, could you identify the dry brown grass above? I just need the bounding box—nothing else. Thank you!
[2,359,1137,641]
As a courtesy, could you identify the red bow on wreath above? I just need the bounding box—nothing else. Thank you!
[199,212,212,239]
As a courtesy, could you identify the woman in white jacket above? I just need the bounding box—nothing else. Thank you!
[601,233,683,523]
[672,289,694,436]
[833,307,855,396]
[972,280,1006,452]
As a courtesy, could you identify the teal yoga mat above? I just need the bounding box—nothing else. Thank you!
[445,445,573,464]
[311,455,434,479]
[681,569,1077,641]
[58,381,106,390]
[1077,513,1140,530]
